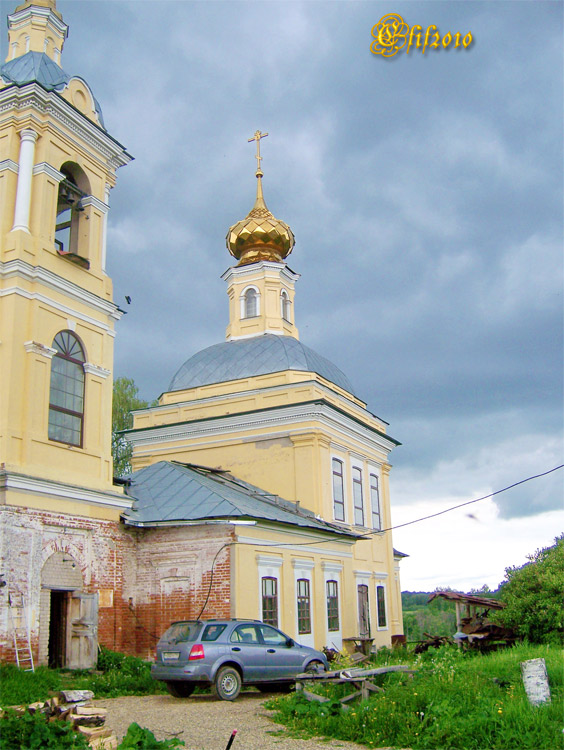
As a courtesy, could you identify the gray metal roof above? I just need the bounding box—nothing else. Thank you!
[168,334,357,396]
[0,54,105,127]
[1,51,70,91]
[123,460,358,539]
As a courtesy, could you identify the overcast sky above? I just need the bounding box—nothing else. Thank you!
[5,0,562,591]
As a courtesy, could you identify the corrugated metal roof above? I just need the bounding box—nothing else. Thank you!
[123,461,359,539]
[168,334,357,396]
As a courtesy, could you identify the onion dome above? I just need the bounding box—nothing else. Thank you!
[226,131,295,266]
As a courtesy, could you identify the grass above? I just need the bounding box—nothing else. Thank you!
[266,643,564,749]
[0,647,166,707]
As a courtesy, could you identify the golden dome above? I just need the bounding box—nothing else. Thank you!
[226,131,295,266]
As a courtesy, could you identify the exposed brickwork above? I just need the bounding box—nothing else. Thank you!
[0,506,233,664]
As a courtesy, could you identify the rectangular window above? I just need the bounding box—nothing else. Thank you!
[370,474,381,530]
[297,579,311,634]
[377,585,387,628]
[261,577,278,627]
[358,584,370,638]
[332,458,345,521]
[353,467,364,526]
[326,580,339,632]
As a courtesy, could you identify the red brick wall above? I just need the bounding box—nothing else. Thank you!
[0,506,234,664]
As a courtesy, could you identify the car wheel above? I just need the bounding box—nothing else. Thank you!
[212,666,242,701]
[165,681,195,698]
[304,659,326,675]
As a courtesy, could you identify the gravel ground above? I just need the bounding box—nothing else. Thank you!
[94,691,383,750]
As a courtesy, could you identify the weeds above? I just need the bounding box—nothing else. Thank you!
[266,643,563,749]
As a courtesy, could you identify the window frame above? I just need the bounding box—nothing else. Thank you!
[352,466,365,526]
[332,458,345,522]
[280,289,291,322]
[48,330,86,448]
[296,578,311,635]
[376,584,388,629]
[241,286,260,319]
[326,579,339,632]
[370,472,381,530]
[261,576,278,627]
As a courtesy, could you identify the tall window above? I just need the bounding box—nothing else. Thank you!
[326,580,339,632]
[280,290,291,322]
[370,473,381,530]
[376,585,387,628]
[243,287,258,318]
[332,458,345,521]
[296,579,311,634]
[261,577,278,627]
[353,467,364,526]
[48,331,86,447]
[358,584,370,638]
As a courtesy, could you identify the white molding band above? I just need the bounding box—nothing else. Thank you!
[0,471,132,511]
[24,340,57,358]
[12,128,38,232]
[256,554,283,568]
[81,195,110,214]
[32,162,64,182]
[84,362,111,379]
[291,558,315,570]
[0,159,19,174]
[322,561,343,574]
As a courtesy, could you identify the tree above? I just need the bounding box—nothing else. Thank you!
[495,536,564,644]
[112,377,154,476]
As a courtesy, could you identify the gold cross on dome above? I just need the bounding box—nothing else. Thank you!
[248,130,268,173]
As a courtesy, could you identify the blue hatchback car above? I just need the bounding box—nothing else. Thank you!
[151,619,328,700]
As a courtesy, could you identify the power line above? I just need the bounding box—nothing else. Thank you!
[381,463,564,533]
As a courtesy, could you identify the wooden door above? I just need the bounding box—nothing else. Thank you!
[357,584,370,638]
[67,592,98,669]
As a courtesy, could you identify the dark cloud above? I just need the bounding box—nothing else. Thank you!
[49,0,563,535]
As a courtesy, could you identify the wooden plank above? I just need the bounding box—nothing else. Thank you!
[302,690,330,704]
[340,665,415,679]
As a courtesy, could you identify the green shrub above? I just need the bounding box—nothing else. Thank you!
[118,723,185,749]
[266,644,563,750]
[0,709,89,749]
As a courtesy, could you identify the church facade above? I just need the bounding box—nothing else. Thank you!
[1,1,405,670]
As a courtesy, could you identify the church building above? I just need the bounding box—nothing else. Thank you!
[0,0,405,669]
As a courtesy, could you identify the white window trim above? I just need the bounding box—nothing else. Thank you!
[351,459,366,528]
[257,555,282,628]
[331,455,347,523]
[280,289,291,322]
[293,560,314,647]
[323,562,343,650]
[240,285,260,319]
[375,581,389,631]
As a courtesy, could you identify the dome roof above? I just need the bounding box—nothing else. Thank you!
[168,334,356,396]
[1,51,69,91]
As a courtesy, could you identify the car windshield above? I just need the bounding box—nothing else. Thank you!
[162,622,201,644]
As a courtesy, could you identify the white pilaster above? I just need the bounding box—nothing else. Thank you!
[11,129,38,233]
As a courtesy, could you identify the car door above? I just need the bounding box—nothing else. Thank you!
[259,624,305,680]
[228,624,266,681]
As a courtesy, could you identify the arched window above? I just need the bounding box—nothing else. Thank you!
[48,331,86,447]
[280,289,291,322]
[243,287,259,318]
[55,163,89,269]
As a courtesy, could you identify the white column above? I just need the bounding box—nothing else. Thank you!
[101,184,110,272]
[12,129,38,233]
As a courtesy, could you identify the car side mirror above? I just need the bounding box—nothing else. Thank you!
[286,638,294,648]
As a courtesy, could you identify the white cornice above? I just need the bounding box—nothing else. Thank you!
[33,162,64,182]
[373,571,389,580]
[8,6,68,37]
[0,259,123,323]
[81,195,109,214]
[0,83,132,168]
[127,401,397,457]
[84,362,111,379]
[0,471,132,511]
[321,561,344,573]
[24,340,56,358]
[221,262,300,284]
[256,554,283,567]
[0,159,19,174]
[228,330,286,341]
[292,558,315,570]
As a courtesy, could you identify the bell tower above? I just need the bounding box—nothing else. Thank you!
[0,0,132,494]
[223,131,300,341]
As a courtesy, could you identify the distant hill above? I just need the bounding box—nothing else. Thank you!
[401,588,502,641]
